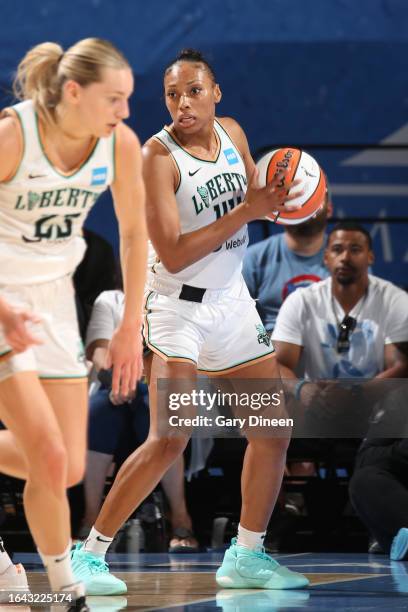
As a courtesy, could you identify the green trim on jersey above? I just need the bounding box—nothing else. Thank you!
[34,112,100,179]
[214,118,246,168]
[2,107,26,184]
[0,349,12,358]
[163,126,221,164]
[153,135,182,193]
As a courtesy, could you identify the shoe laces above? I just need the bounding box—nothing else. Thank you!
[85,556,109,574]
[251,547,280,569]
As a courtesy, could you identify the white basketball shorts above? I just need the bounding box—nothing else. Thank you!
[143,274,274,374]
[0,275,87,383]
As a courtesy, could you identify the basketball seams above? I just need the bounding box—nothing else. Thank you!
[262,147,326,223]
[290,148,302,189]
[305,167,324,210]
[265,147,301,223]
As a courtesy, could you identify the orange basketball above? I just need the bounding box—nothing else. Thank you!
[256,147,327,225]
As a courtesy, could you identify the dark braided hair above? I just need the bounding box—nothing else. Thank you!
[164,48,216,82]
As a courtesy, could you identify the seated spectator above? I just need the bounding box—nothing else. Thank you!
[272,221,408,382]
[272,222,408,478]
[350,437,408,560]
[83,288,198,553]
[243,188,332,334]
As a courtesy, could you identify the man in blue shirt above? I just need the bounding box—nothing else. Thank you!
[243,190,332,333]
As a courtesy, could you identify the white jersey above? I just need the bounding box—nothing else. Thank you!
[0,100,115,285]
[150,119,248,289]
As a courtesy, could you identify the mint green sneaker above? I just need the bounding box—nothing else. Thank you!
[71,543,127,596]
[216,588,310,610]
[215,539,309,589]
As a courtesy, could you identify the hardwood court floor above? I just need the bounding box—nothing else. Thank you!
[9,551,408,611]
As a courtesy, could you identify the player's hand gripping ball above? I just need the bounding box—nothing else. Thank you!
[257,147,327,225]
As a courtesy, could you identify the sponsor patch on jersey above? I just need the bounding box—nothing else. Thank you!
[91,166,108,186]
[223,148,239,165]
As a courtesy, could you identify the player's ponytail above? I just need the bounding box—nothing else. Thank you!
[13,38,130,125]
[13,42,63,124]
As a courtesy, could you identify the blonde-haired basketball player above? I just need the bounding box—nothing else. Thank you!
[73,49,308,594]
[0,38,147,610]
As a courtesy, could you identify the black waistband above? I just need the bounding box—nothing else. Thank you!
[179,284,207,303]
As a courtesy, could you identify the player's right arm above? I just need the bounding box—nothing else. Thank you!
[0,113,42,352]
[0,113,23,182]
[143,138,300,274]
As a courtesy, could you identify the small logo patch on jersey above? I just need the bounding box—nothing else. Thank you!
[256,324,271,347]
[188,168,202,176]
[91,166,108,186]
[197,185,210,207]
[27,191,41,210]
[223,148,238,165]
[28,173,46,179]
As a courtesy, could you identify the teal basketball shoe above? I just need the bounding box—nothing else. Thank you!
[71,543,127,595]
[391,528,408,561]
[216,538,309,589]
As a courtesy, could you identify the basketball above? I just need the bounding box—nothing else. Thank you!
[256,147,327,225]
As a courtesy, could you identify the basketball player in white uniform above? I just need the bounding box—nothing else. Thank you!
[73,49,308,593]
[0,39,147,610]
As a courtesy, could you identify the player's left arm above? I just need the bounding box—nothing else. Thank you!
[377,342,408,379]
[108,123,148,395]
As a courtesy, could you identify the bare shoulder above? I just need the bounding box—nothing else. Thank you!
[142,134,173,167]
[143,134,170,156]
[142,134,179,193]
[0,112,20,137]
[0,111,23,181]
[216,116,250,158]
[217,116,247,142]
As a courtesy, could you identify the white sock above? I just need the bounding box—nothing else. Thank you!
[236,524,266,551]
[0,538,13,573]
[83,527,113,557]
[39,541,84,597]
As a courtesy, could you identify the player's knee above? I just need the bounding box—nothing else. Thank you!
[248,436,290,456]
[28,439,68,490]
[149,436,188,461]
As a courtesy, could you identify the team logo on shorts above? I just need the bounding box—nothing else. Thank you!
[255,324,270,347]
[223,148,239,165]
[197,185,210,207]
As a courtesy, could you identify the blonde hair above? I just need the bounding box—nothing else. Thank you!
[13,38,130,124]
